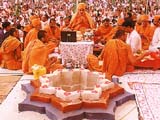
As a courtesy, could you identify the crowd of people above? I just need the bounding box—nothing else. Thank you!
[0,0,160,80]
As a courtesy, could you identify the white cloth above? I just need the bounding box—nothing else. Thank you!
[126,30,142,53]
[41,20,49,29]
[18,29,24,43]
[149,27,160,52]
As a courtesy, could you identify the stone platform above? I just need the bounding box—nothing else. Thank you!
[18,81,135,120]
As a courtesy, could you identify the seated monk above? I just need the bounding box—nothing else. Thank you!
[24,18,41,48]
[94,18,112,44]
[68,3,95,33]
[23,15,38,42]
[22,30,63,74]
[0,28,22,70]
[136,15,154,50]
[149,17,160,51]
[87,54,102,72]
[44,18,60,53]
[23,24,33,43]
[98,30,150,80]
[104,18,124,42]
[60,16,71,31]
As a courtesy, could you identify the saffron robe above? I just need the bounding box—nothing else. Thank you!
[24,28,39,48]
[87,54,102,72]
[102,39,133,80]
[69,12,95,33]
[44,25,60,53]
[137,24,154,50]
[94,25,112,43]
[22,39,63,73]
[0,36,22,70]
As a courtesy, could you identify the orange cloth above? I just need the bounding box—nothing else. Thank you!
[23,24,33,33]
[0,51,2,64]
[136,15,154,50]
[135,17,142,32]
[69,3,95,32]
[117,18,124,26]
[23,24,33,43]
[140,15,149,22]
[102,39,133,80]
[150,15,160,34]
[60,24,70,31]
[45,41,57,55]
[94,24,112,43]
[137,24,154,50]
[154,15,160,22]
[29,15,39,22]
[31,18,41,28]
[0,36,22,70]
[24,28,39,48]
[44,25,60,43]
[44,25,60,53]
[87,54,102,72]
[104,26,124,41]
[135,23,141,33]
[22,39,63,73]
[135,52,160,70]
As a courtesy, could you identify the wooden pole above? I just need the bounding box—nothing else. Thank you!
[112,0,115,5]
[156,0,159,9]
[129,0,132,11]
[146,0,148,14]
[76,0,78,7]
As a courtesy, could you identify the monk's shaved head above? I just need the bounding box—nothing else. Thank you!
[38,30,47,40]
[113,30,125,39]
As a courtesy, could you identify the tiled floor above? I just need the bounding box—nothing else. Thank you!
[0,76,21,103]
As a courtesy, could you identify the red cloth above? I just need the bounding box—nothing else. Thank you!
[135,52,160,70]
